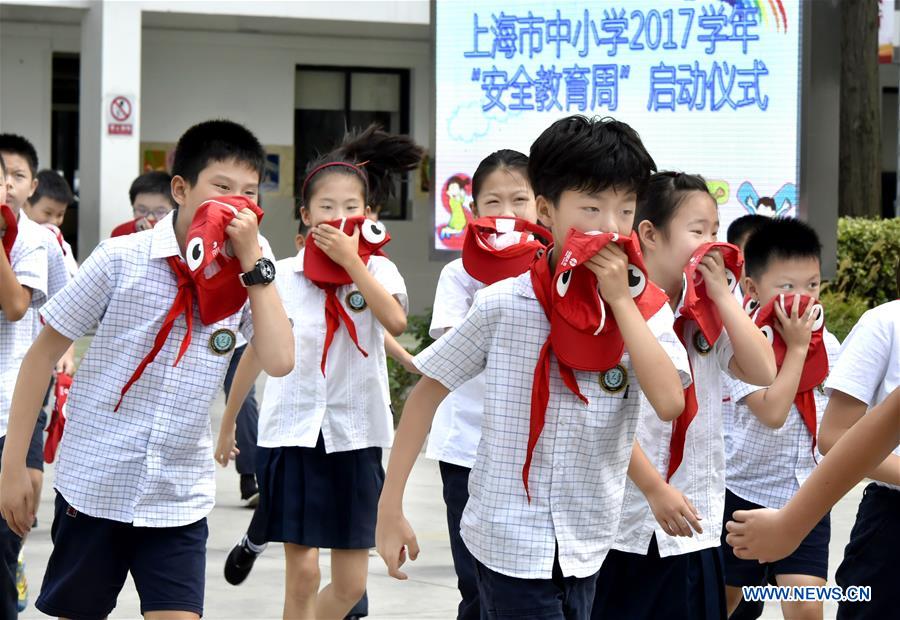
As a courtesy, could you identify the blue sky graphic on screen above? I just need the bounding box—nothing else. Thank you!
[434,0,801,251]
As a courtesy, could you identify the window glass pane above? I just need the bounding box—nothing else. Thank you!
[350,72,400,113]
[296,70,345,110]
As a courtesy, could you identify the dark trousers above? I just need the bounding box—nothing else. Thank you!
[224,344,259,476]
[440,461,480,620]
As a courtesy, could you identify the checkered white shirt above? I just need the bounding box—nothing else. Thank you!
[256,249,407,452]
[41,211,255,527]
[614,322,734,557]
[413,272,691,579]
[0,214,48,437]
[724,329,841,509]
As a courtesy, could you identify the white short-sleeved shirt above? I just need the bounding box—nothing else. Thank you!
[615,322,735,557]
[0,215,48,437]
[823,300,900,491]
[257,249,408,453]
[59,237,78,278]
[725,330,841,509]
[425,258,485,468]
[413,272,691,579]
[41,211,256,527]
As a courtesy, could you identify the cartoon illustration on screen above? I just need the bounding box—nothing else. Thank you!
[437,173,474,248]
[706,180,730,205]
[736,181,797,217]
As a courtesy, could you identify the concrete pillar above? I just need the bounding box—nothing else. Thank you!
[78,0,141,258]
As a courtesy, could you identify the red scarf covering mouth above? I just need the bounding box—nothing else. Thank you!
[43,371,73,463]
[303,216,391,375]
[462,216,549,285]
[753,293,828,451]
[524,229,668,501]
[1,204,17,260]
[667,242,743,481]
[117,198,264,411]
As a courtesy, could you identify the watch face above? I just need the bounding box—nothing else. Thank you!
[259,259,275,280]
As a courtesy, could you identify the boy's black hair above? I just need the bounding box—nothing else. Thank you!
[0,133,39,178]
[300,124,424,209]
[129,171,175,206]
[744,217,822,280]
[727,213,770,246]
[29,169,74,206]
[635,171,711,234]
[528,115,656,205]
[472,149,529,204]
[171,120,265,187]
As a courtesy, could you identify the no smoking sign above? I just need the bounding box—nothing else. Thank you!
[106,94,135,136]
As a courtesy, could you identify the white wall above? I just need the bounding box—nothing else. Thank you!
[0,18,445,315]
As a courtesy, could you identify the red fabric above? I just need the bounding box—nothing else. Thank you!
[523,250,587,502]
[667,318,698,481]
[754,293,828,449]
[185,196,265,325]
[43,372,73,463]
[43,223,67,253]
[303,217,390,375]
[461,216,549,285]
[1,204,18,260]
[110,219,139,238]
[116,256,196,411]
[550,229,668,371]
[676,242,743,346]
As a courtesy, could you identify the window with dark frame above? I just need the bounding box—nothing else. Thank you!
[294,65,411,220]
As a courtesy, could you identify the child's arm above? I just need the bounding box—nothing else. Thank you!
[818,390,900,486]
[0,250,33,322]
[628,440,702,537]
[215,344,264,467]
[587,245,684,421]
[726,388,900,563]
[0,325,72,536]
[377,375,450,579]
[228,209,294,377]
[698,251,775,386]
[385,333,420,375]
[742,296,817,428]
[312,224,407,336]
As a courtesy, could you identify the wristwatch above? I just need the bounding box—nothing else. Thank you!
[239,257,276,287]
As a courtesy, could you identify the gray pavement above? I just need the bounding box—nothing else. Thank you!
[20,376,864,619]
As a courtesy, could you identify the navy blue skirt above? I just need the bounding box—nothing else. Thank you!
[257,433,384,549]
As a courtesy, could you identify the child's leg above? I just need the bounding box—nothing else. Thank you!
[284,543,320,620]
[725,585,745,617]
[439,461,479,620]
[775,574,824,620]
[722,490,769,617]
[317,548,369,619]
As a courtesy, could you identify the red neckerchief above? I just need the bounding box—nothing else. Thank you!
[524,249,587,501]
[1,205,18,260]
[43,223,67,254]
[303,217,390,375]
[43,371,73,463]
[462,216,549,285]
[754,294,828,451]
[668,314,699,481]
[116,255,196,411]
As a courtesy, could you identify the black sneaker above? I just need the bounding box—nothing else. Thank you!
[224,539,261,585]
[240,474,259,507]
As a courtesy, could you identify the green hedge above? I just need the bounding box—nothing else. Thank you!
[388,311,435,424]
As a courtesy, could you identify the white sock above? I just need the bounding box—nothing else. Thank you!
[243,535,267,555]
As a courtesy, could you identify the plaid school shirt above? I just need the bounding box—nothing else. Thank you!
[614,322,735,557]
[256,249,408,452]
[0,214,48,437]
[724,330,841,509]
[413,272,691,579]
[40,212,255,527]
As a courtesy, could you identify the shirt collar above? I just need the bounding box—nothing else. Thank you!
[294,247,305,273]
[513,271,537,299]
[149,210,181,260]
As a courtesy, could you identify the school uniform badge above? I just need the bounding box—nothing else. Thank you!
[693,330,712,355]
[209,328,236,355]
[346,290,367,312]
[599,365,628,394]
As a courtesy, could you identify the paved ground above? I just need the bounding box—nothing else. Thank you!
[19,374,864,619]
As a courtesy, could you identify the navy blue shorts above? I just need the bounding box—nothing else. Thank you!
[592,535,726,620]
[721,488,830,585]
[257,433,384,549]
[475,551,597,619]
[835,483,900,619]
[0,409,47,471]
[36,493,207,619]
